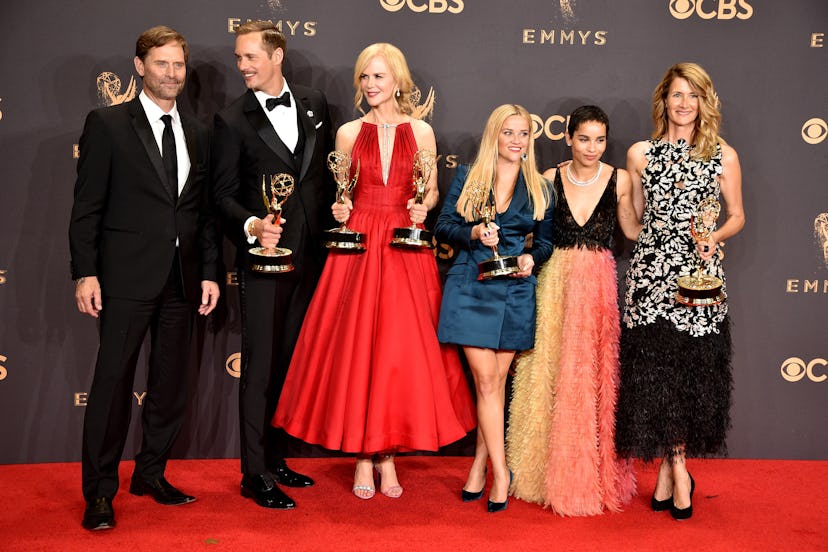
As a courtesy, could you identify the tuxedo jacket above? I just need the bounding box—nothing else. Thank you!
[211,86,333,270]
[69,98,219,302]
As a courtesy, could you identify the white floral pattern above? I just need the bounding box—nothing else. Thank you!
[623,139,726,337]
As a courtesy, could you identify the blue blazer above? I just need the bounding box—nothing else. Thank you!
[436,165,555,350]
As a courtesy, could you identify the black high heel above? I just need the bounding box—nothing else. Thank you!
[461,468,486,502]
[487,470,513,513]
[651,494,673,511]
[670,473,695,520]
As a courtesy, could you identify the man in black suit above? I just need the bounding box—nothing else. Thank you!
[212,20,332,510]
[69,26,220,531]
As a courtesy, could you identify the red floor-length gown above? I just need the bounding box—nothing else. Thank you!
[273,121,475,453]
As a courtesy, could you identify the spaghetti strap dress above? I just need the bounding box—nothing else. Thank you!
[507,169,635,515]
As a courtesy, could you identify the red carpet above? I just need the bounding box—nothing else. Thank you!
[1,457,825,551]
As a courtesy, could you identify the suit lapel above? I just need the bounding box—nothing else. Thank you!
[293,92,317,182]
[129,99,175,201]
[496,170,529,225]
[243,90,295,170]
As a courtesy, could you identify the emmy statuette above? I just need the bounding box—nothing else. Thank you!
[323,151,366,251]
[390,150,440,249]
[468,181,521,280]
[249,174,295,273]
[675,197,726,306]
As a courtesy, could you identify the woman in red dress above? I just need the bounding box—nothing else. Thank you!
[272,43,475,499]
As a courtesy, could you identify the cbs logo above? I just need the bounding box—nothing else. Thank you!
[780,357,827,383]
[0,354,7,381]
[802,118,827,145]
[669,0,753,20]
[226,352,241,378]
[530,113,570,141]
[379,0,464,14]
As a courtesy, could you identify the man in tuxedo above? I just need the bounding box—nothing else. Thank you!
[69,26,220,531]
[212,20,332,510]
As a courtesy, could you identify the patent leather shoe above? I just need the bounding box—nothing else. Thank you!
[241,474,296,509]
[82,497,115,531]
[269,462,315,488]
[129,476,196,505]
[670,473,695,520]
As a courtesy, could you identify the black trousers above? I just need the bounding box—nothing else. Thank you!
[81,256,193,500]
[237,256,321,476]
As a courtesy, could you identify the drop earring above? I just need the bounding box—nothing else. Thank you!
[521,153,528,161]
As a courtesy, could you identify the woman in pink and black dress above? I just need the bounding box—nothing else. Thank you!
[507,106,640,516]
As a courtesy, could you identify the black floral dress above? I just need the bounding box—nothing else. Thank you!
[615,139,733,460]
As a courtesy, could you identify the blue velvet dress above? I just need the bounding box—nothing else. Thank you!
[436,165,555,351]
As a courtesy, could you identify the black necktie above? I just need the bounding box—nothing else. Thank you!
[161,114,178,200]
[265,92,291,111]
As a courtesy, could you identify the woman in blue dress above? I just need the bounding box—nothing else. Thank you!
[436,104,555,513]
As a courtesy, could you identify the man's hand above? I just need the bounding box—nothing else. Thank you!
[199,280,220,316]
[252,214,285,249]
[75,276,102,318]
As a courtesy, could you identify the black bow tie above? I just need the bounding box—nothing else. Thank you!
[266,92,291,111]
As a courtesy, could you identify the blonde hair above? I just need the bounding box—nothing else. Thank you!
[352,43,433,120]
[457,104,551,221]
[652,62,723,160]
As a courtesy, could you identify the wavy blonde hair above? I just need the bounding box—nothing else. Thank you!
[456,104,550,221]
[352,43,433,120]
[652,62,724,160]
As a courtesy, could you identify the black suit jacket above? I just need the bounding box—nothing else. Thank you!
[211,86,333,269]
[69,98,219,301]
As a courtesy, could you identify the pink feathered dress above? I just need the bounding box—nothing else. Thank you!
[506,169,636,516]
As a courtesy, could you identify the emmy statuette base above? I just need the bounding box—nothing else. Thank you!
[249,247,295,273]
[324,227,366,252]
[675,274,726,307]
[390,226,435,249]
[478,255,521,280]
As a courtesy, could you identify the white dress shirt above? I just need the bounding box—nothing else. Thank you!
[139,91,191,197]
[254,82,298,152]
[245,83,299,243]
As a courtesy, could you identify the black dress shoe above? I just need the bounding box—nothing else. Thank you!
[241,474,296,509]
[82,497,115,531]
[129,476,196,505]
[269,462,314,488]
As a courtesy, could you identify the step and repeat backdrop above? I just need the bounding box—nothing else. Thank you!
[0,0,826,463]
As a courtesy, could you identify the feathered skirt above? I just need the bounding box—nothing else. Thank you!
[506,247,636,516]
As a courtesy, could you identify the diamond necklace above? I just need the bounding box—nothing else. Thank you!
[566,161,603,187]
[375,120,398,186]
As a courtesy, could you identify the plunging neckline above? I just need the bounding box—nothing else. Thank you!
[362,120,410,186]
[560,170,612,228]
